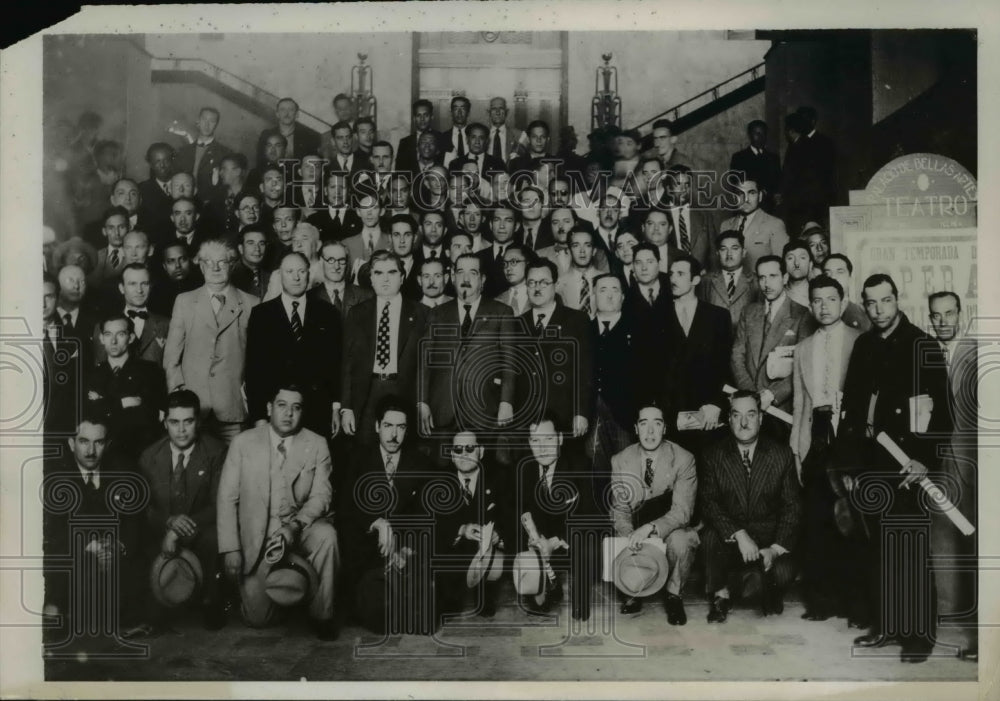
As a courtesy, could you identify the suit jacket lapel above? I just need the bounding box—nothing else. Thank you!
[399,299,414,353]
[182,441,209,512]
[728,438,751,513]
[255,427,272,507]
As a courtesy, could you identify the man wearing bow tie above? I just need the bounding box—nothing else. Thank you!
[610,404,698,623]
[519,414,601,620]
[246,251,342,439]
[163,238,260,444]
[174,107,232,199]
[87,312,166,460]
[92,264,169,366]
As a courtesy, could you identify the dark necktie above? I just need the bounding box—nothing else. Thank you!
[127,309,148,320]
[460,303,473,338]
[534,313,546,337]
[760,301,772,358]
[174,451,185,476]
[492,128,502,159]
[290,300,303,342]
[742,449,752,478]
[333,209,341,226]
[726,272,736,301]
[601,320,611,336]
[462,476,472,504]
[539,469,551,497]
[212,294,226,321]
[737,215,746,234]
[62,313,73,331]
[678,208,690,252]
[252,269,261,294]
[110,248,120,268]
[643,457,654,488]
[580,275,591,316]
[524,226,534,251]
[456,130,465,158]
[376,301,391,369]
[647,287,656,305]
[85,471,97,491]
[332,288,342,311]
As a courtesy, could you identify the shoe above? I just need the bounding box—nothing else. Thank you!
[853,632,899,648]
[524,596,549,616]
[313,618,339,641]
[707,596,730,623]
[761,582,784,616]
[958,647,978,662]
[900,647,931,664]
[664,593,686,626]
[619,598,642,615]
[481,597,497,618]
[847,616,870,629]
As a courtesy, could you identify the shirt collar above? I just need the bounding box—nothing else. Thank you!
[107,352,129,370]
[269,426,292,451]
[196,136,215,146]
[77,464,99,487]
[596,311,622,328]
[380,446,400,471]
[739,440,758,462]
[767,292,786,315]
[532,300,557,321]
[280,292,306,318]
[169,442,196,464]
[458,295,482,319]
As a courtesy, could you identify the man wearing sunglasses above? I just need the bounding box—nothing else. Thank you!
[432,430,510,623]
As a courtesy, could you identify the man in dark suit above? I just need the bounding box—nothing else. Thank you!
[148,241,200,317]
[730,255,810,432]
[927,290,978,662]
[729,120,782,213]
[173,107,232,200]
[611,404,699,623]
[589,274,644,492]
[432,429,510,622]
[395,99,442,177]
[779,106,836,234]
[203,153,247,237]
[508,120,553,175]
[43,411,147,638]
[700,390,802,623]
[623,242,672,338]
[255,97,321,169]
[388,214,423,301]
[137,142,176,245]
[245,251,342,439]
[139,390,228,629]
[307,170,362,242]
[517,414,602,620]
[326,121,374,185]
[308,240,374,321]
[43,274,82,436]
[87,312,166,460]
[659,254,733,449]
[336,396,431,630]
[516,259,592,439]
[92,264,170,366]
[835,274,951,663]
[440,96,473,165]
[448,123,506,179]
[54,264,99,370]
[476,201,519,298]
[662,165,714,273]
[418,253,516,456]
[231,227,271,302]
[341,251,429,445]
[698,231,761,328]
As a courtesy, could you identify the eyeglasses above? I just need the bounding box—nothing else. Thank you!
[451,444,478,454]
[202,259,231,270]
[239,205,260,212]
[502,259,526,267]
[322,256,348,265]
[525,279,553,289]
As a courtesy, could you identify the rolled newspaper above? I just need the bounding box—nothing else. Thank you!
[723,384,793,425]
[874,432,975,536]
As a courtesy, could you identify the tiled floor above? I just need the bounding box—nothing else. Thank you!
[44,584,976,682]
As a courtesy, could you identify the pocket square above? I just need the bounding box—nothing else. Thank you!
[487,502,495,511]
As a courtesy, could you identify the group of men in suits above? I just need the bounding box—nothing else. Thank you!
[42,92,974,662]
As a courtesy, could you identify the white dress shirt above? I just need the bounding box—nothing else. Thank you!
[280,293,307,324]
[78,465,100,489]
[125,305,147,339]
[811,320,845,408]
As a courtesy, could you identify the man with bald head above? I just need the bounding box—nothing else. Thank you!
[486,96,526,163]
[55,264,98,366]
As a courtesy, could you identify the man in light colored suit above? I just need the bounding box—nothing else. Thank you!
[163,238,259,443]
[217,383,337,639]
[611,404,699,623]
[719,178,788,274]
[555,230,603,319]
[927,290,978,662]
[486,96,526,164]
[731,255,810,431]
[88,205,129,287]
[790,275,861,622]
[698,231,761,328]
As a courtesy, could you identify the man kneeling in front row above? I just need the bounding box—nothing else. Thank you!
[700,390,802,622]
[217,382,339,639]
[610,404,699,624]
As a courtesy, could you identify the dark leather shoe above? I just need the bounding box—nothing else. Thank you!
[664,593,686,626]
[619,597,642,615]
[900,648,931,664]
[313,618,339,641]
[853,632,899,648]
[481,597,497,618]
[707,596,730,623]
[801,608,832,621]
[761,582,784,616]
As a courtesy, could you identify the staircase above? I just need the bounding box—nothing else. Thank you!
[150,57,331,136]
[633,62,765,134]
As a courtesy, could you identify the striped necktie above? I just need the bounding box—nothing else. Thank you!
[290,301,303,342]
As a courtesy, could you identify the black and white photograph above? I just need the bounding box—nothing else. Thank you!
[0,2,996,698]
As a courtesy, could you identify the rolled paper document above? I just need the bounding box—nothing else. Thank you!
[723,384,793,425]
[874,432,975,536]
[521,512,558,584]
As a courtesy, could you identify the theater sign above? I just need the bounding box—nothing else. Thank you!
[830,153,977,330]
